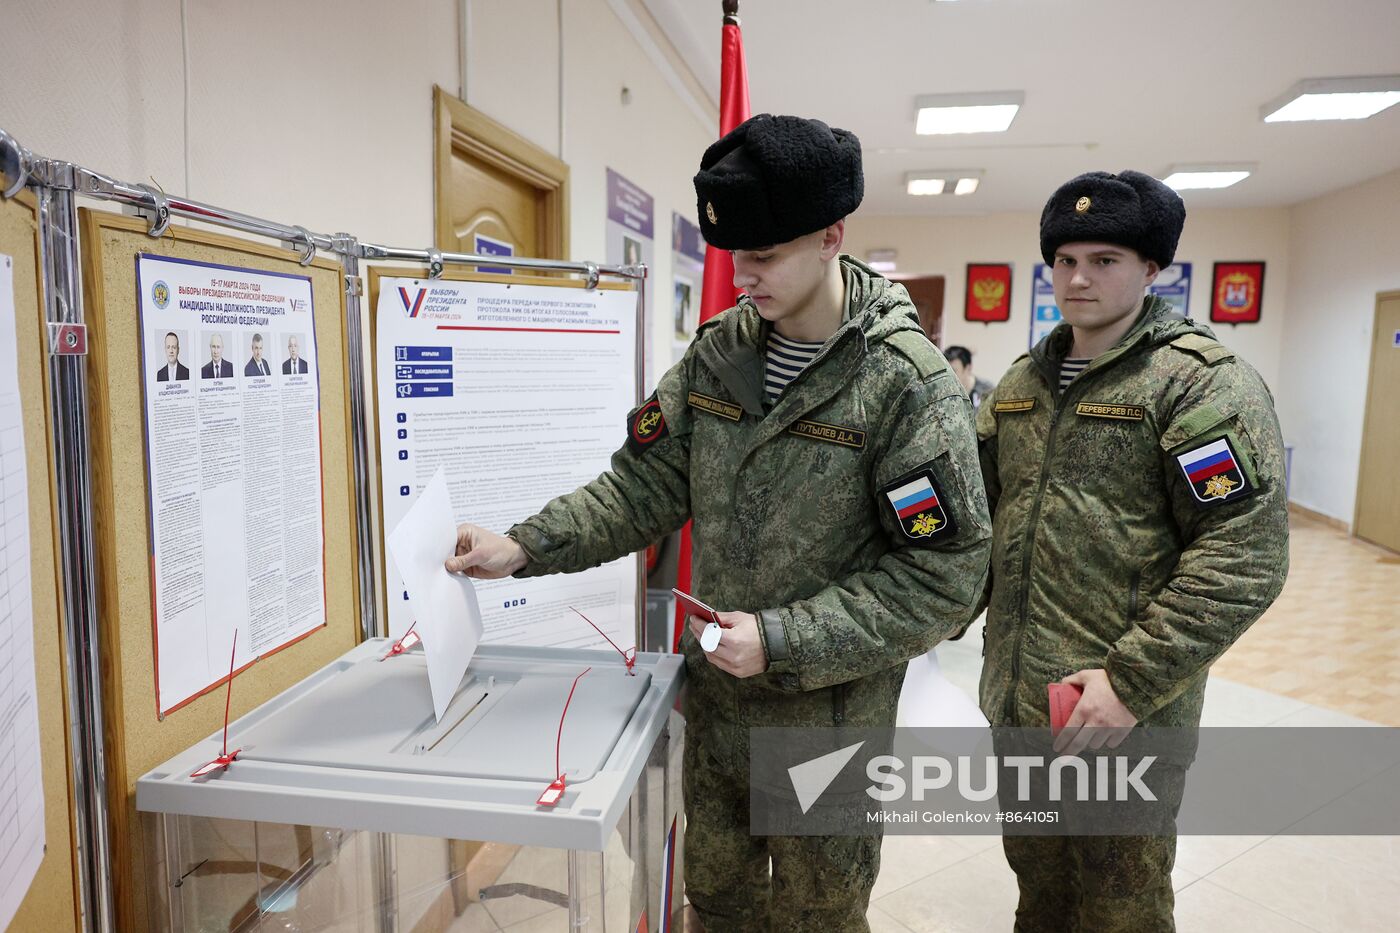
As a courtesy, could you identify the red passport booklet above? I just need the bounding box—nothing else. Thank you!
[671,588,720,625]
[1048,683,1084,736]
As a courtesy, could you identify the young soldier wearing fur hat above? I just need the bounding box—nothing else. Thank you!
[446,114,992,931]
[977,171,1289,931]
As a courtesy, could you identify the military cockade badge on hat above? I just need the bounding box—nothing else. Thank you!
[881,467,957,543]
[706,201,717,224]
[1075,196,1092,213]
[1175,436,1255,507]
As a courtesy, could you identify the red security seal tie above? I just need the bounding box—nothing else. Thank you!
[537,666,591,808]
[191,632,243,779]
[568,606,637,675]
[380,621,421,660]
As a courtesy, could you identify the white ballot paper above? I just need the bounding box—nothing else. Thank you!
[387,467,484,721]
[0,253,45,933]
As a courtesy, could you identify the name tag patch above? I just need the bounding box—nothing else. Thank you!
[687,391,743,421]
[993,398,1036,413]
[788,419,866,449]
[1076,402,1145,421]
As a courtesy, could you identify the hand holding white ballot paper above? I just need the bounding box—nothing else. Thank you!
[387,467,484,721]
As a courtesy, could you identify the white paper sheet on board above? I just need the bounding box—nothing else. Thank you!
[135,254,328,714]
[0,252,46,930]
[387,467,484,722]
[373,275,639,652]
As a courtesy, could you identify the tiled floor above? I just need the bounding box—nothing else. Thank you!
[865,511,1399,932]
[1212,510,1400,726]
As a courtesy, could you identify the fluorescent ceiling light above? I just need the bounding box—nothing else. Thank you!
[867,249,898,273]
[1261,76,1400,122]
[915,92,1023,135]
[1161,164,1255,191]
[907,170,983,197]
[906,175,947,196]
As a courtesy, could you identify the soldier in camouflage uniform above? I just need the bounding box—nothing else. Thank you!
[977,171,1290,931]
[446,114,992,932]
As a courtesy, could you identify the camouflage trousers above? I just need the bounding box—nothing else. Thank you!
[682,737,880,933]
[1002,833,1177,933]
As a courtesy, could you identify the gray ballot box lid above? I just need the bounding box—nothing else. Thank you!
[137,641,685,852]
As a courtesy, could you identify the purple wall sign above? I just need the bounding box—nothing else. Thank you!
[672,212,706,265]
[607,168,655,239]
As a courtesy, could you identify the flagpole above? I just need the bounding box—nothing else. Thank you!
[674,0,752,651]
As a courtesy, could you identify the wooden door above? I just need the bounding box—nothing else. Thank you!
[434,87,568,260]
[892,274,946,345]
[1355,291,1400,552]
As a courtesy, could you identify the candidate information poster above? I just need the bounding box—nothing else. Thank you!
[136,255,327,715]
[376,276,639,651]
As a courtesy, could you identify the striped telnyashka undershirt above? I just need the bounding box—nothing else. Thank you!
[1059,357,1091,392]
[765,331,825,403]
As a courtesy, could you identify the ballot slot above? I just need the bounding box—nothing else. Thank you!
[226,646,653,783]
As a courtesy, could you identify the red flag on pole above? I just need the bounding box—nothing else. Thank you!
[674,2,751,650]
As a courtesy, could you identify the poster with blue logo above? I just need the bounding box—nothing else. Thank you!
[1150,262,1192,317]
[135,254,326,715]
[1030,264,1060,348]
[374,274,639,649]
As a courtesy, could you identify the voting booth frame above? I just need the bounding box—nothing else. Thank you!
[0,126,671,933]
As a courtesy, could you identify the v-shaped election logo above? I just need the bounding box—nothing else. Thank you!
[398,287,426,318]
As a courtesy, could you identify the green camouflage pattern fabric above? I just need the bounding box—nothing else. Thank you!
[511,255,991,762]
[976,294,1290,729]
[1002,834,1177,933]
[508,256,991,930]
[683,737,879,932]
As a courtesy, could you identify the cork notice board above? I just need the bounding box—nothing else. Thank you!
[79,210,362,930]
[0,191,81,931]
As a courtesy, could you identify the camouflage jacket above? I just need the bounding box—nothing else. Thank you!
[977,296,1289,728]
[510,257,991,771]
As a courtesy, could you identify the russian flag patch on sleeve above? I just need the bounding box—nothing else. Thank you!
[1175,436,1255,506]
[882,467,957,543]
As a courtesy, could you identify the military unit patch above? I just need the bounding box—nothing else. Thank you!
[789,419,866,449]
[882,469,956,543]
[1175,436,1254,506]
[993,398,1036,413]
[687,391,743,421]
[1076,401,1146,421]
[626,396,669,454]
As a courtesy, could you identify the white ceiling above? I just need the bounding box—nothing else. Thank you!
[642,0,1400,214]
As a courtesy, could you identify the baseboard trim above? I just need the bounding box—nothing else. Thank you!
[1288,500,1350,533]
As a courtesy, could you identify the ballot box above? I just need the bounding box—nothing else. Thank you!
[136,641,685,932]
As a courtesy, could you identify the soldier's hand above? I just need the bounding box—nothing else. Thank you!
[444,523,527,579]
[1052,668,1138,756]
[688,610,768,678]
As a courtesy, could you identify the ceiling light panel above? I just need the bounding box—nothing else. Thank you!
[915,92,1024,135]
[1261,76,1400,122]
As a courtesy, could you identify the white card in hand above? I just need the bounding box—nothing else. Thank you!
[700,621,723,653]
[387,467,484,722]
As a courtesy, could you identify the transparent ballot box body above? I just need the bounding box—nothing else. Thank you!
[137,642,685,932]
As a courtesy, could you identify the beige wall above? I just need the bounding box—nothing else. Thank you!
[842,206,1291,392]
[0,0,715,377]
[847,170,1400,528]
[1276,167,1400,523]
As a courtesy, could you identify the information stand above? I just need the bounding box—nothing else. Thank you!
[0,181,81,932]
[368,267,644,650]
